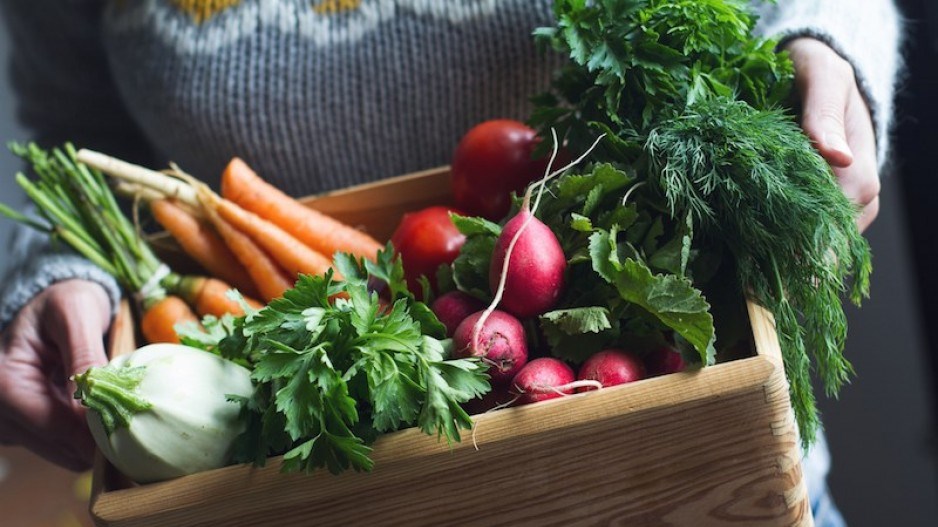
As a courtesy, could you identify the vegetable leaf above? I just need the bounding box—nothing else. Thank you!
[220,252,490,475]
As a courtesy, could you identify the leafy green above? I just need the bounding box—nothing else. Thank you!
[528,0,871,447]
[532,0,793,156]
[189,248,490,475]
[450,214,501,301]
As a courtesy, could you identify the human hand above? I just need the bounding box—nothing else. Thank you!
[786,38,880,232]
[0,279,111,471]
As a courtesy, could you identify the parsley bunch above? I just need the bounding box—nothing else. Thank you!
[529,0,871,447]
[182,247,490,474]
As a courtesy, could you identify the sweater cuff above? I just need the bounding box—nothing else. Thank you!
[0,247,122,331]
[755,1,902,169]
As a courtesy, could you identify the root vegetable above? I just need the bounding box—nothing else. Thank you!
[577,349,645,391]
[74,344,253,483]
[453,310,528,385]
[207,192,335,279]
[150,199,259,297]
[140,295,199,344]
[645,346,687,377]
[221,157,383,261]
[510,358,576,405]
[202,198,295,302]
[489,206,566,319]
[431,291,485,337]
[164,275,263,318]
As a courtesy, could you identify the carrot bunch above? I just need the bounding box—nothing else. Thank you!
[77,150,383,307]
[0,144,262,346]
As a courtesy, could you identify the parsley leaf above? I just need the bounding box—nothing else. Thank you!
[213,253,490,475]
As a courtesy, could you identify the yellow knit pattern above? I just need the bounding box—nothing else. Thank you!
[312,0,363,15]
[170,0,242,23]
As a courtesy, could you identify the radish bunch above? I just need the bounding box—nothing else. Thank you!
[427,128,696,413]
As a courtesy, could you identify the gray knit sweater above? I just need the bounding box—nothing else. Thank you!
[0,0,902,328]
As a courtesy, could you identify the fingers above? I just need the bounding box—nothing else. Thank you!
[0,298,98,471]
[787,38,881,232]
[0,280,113,471]
[43,280,112,379]
[788,38,856,168]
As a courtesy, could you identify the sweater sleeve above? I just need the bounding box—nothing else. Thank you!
[753,0,903,168]
[0,0,152,329]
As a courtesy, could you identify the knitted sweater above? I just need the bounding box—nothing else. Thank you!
[0,0,902,328]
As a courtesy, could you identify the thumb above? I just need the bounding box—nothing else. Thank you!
[789,39,856,168]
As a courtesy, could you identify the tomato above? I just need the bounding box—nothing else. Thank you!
[451,119,550,221]
[390,206,466,297]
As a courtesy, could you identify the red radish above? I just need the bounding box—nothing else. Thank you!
[453,310,528,385]
[510,358,576,405]
[489,208,566,318]
[431,291,485,337]
[645,345,687,377]
[577,349,645,392]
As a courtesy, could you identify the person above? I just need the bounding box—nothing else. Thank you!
[0,1,901,525]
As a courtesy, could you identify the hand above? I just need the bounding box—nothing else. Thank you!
[0,279,112,471]
[786,38,880,232]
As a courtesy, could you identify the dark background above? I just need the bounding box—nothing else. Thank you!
[0,2,936,526]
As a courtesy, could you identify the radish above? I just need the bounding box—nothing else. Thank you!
[485,130,605,320]
[645,345,687,377]
[488,208,566,318]
[510,357,580,404]
[453,310,528,385]
[577,349,645,392]
[431,291,485,337]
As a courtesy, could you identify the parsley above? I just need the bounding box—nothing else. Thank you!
[184,245,490,474]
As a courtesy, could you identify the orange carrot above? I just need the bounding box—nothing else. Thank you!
[140,295,200,344]
[210,194,336,279]
[165,274,264,317]
[221,158,383,261]
[150,199,260,298]
[204,205,295,302]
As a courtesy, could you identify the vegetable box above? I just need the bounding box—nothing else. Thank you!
[90,167,814,526]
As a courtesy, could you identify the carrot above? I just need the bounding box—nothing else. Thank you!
[150,199,260,298]
[164,274,263,317]
[140,295,200,344]
[209,193,336,279]
[221,158,382,261]
[204,204,295,302]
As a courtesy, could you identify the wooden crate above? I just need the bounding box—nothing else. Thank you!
[90,168,813,526]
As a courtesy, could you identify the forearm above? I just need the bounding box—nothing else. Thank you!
[754,0,902,166]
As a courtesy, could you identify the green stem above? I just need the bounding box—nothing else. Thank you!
[55,228,119,276]
[73,365,153,436]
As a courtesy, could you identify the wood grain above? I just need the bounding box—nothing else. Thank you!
[90,167,812,526]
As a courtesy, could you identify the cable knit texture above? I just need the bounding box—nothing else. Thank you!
[0,0,902,328]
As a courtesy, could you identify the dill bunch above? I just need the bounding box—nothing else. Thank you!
[644,99,872,442]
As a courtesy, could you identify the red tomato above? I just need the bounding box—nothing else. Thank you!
[390,206,466,297]
[451,119,550,221]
